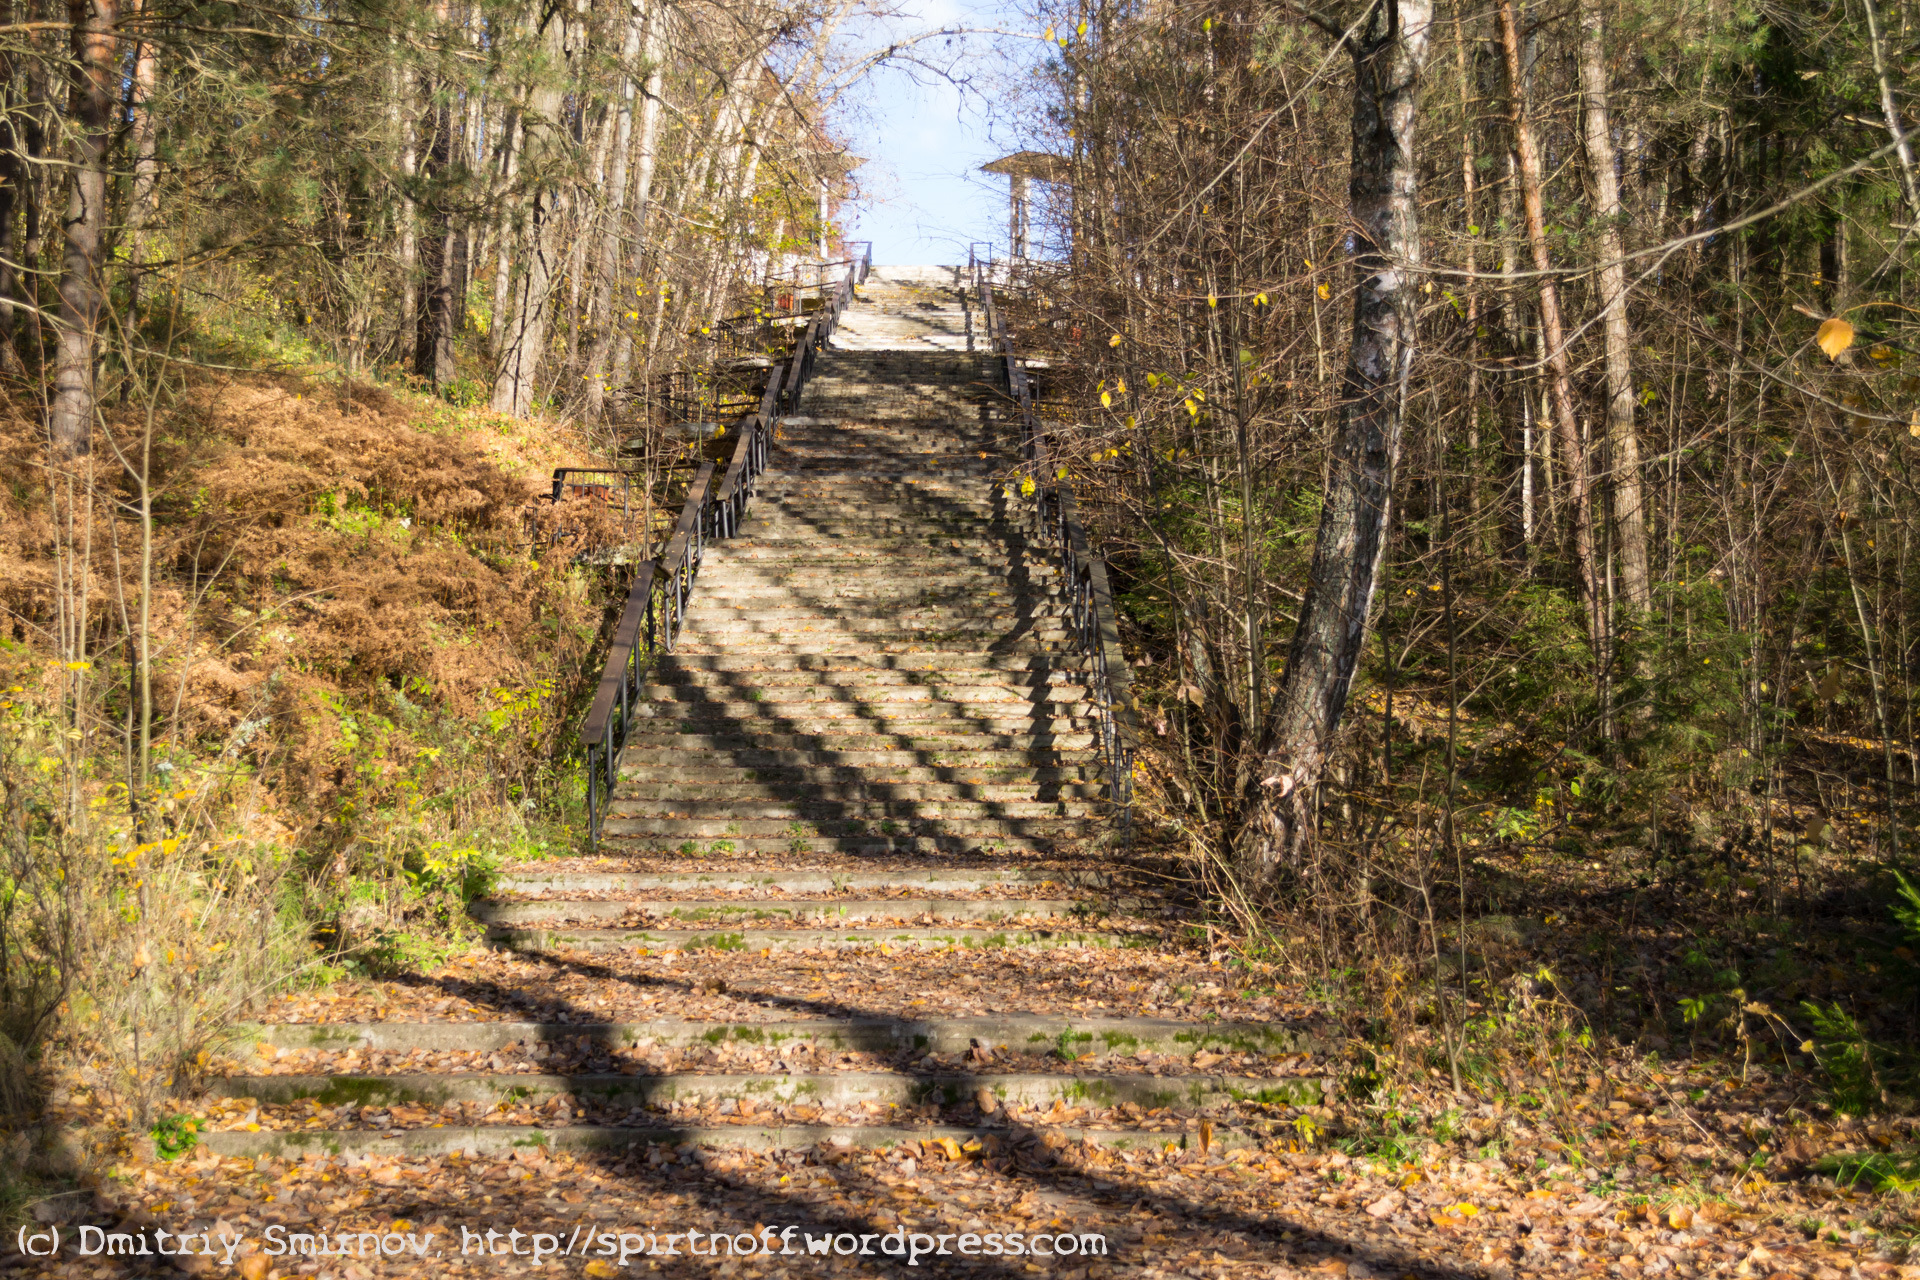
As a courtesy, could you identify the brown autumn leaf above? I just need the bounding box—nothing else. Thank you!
[1817,317,1855,359]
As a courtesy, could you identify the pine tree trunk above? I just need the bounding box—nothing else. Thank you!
[580,0,645,418]
[1237,0,1434,886]
[1498,0,1601,644]
[48,0,114,460]
[1578,0,1650,615]
[415,7,457,391]
[490,2,572,419]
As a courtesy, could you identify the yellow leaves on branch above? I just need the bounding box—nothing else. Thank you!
[1108,332,1123,346]
[1816,317,1854,360]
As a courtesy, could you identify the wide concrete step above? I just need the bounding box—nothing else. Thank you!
[598,813,1086,837]
[483,924,1131,953]
[596,833,1069,855]
[669,640,1066,657]
[715,550,1059,570]
[471,897,1089,925]
[618,747,1087,770]
[682,608,1066,628]
[239,1015,1317,1058]
[199,1121,1256,1160]
[615,730,1095,752]
[656,653,1085,673]
[695,567,1062,589]
[617,781,1105,804]
[631,706,1089,730]
[605,800,1095,823]
[210,1070,1314,1111]
[615,762,1100,787]
[649,667,1085,689]
[494,869,1105,894]
[637,686,1090,708]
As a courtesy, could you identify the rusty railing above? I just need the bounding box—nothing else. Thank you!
[580,243,871,847]
[969,248,1136,840]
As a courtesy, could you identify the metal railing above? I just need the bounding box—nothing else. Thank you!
[579,242,872,847]
[969,248,1137,840]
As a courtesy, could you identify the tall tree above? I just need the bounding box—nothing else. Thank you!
[47,0,116,458]
[1239,0,1434,886]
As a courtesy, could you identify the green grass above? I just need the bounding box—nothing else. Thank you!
[1816,1149,1920,1194]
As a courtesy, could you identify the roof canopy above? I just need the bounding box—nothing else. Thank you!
[981,151,1070,183]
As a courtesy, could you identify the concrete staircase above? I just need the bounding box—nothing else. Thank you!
[202,267,1325,1171]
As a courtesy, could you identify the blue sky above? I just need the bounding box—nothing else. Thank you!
[836,1,1041,264]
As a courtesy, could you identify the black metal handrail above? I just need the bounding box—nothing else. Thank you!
[971,253,1137,840]
[579,246,870,848]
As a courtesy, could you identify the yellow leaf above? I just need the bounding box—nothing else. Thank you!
[1909,408,1919,438]
[1451,1203,1479,1217]
[934,1136,966,1161]
[1100,391,1112,408]
[587,1261,620,1278]
[1253,292,1268,306]
[1076,20,1087,34]
[1816,317,1854,359]
[1207,293,1217,308]
[1317,283,1331,300]
[1043,25,1053,39]
[1108,332,1122,346]
[1115,378,1127,393]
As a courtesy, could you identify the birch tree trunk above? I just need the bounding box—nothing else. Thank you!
[1238,0,1434,886]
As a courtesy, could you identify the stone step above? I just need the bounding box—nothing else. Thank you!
[483,924,1136,953]
[656,653,1085,673]
[640,678,1086,700]
[680,609,1066,629]
[714,550,1058,570]
[667,641,1067,657]
[595,833,1070,856]
[209,1070,1316,1112]
[198,1120,1259,1160]
[648,667,1084,688]
[494,868,1105,893]
[604,800,1095,823]
[238,1015,1316,1059]
[597,812,1087,837]
[618,747,1088,771]
[629,709,1091,734]
[615,759,1098,783]
[695,566,1060,586]
[612,731,1095,753]
[471,898,1089,926]
[616,782,1106,804]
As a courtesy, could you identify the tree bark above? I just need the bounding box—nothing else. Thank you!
[1577,0,1650,614]
[490,1,573,419]
[123,0,159,323]
[1498,0,1601,644]
[1237,0,1434,885]
[415,3,458,391]
[48,0,115,459]
[580,0,646,418]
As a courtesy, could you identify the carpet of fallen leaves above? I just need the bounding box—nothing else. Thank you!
[13,1069,1920,1280]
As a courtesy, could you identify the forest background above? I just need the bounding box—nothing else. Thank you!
[0,0,1917,1222]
